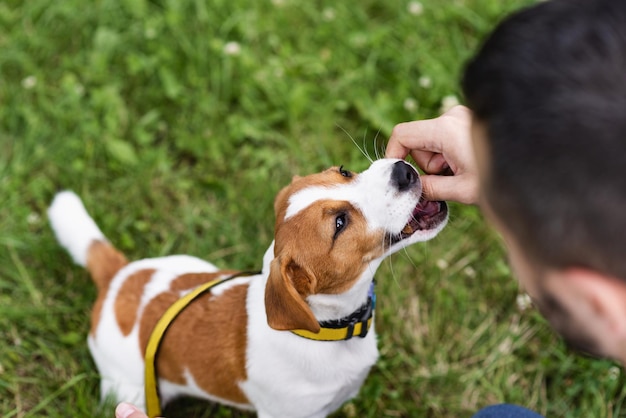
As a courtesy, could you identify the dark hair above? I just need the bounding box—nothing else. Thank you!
[462,0,626,279]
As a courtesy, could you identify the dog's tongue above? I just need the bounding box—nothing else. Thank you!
[401,201,440,235]
[415,200,440,217]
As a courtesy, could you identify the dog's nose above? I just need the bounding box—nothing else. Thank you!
[391,161,419,191]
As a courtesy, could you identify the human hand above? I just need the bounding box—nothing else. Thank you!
[115,402,154,418]
[385,105,479,205]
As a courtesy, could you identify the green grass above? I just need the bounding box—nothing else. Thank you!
[1,0,625,417]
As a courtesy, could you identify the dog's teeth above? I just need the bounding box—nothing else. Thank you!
[402,224,414,234]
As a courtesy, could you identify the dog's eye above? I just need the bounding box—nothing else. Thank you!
[339,165,352,178]
[334,213,348,240]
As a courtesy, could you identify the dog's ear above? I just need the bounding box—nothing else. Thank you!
[265,256,320,333]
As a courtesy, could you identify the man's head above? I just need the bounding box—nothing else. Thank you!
[462,0,626,361]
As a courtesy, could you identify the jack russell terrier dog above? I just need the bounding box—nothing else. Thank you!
[48,159,448,418]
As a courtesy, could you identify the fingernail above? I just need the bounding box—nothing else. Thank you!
[116,402,138,418]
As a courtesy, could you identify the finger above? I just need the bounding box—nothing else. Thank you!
[411,151,450,175]
[386,105,471,160]
[386,117,450,159]
[384,134,410,160]
[420,174,479,205]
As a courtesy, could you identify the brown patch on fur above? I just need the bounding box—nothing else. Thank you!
[170,271,237,292]
[265,257,320,332]
[87,240,128,336]
[115,269,155,336]
[139,274,251,404]
[86,240,128,291]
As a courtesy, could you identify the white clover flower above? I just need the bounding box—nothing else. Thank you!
[342,402,357,418]
[463,266,476,278]
[403,97,419,113]
[440,94,460,113]
[223,41,241,56]
[145,27,157,40]
[322,7,336,21]
[516,293,533,311]
[27,212,41,225]
[349,33,368,48]
[418,75,432,88]
[407,1,424,16]
[436,259,449,270]
[22,75,37,89]
[609,366,620,381]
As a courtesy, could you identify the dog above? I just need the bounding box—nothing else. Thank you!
[48,158,448,418]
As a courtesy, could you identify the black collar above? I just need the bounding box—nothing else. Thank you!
[291,281,376,341]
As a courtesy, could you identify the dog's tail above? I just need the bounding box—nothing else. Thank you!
[48,191,128,291]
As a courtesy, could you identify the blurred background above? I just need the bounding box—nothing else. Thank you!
[1,0,625,416]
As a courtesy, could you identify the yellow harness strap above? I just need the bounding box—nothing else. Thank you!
[144,271,258,418]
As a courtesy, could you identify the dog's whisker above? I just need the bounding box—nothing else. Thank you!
[358,127,373,163]
[401,244,420,273]
[372,128,383,161]
[337,124,373,163]
[381,219,401,287]
[387,248,400,287]
[362,128,374,163]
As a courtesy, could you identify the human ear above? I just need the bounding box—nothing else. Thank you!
[556,268,626,358]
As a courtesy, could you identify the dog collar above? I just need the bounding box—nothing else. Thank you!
[144,271,260,418]
[291,281,376,341]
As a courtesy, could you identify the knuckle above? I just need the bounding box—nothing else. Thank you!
[421,179,436,199]
[389,122,408,139]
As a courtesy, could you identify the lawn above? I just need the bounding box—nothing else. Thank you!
[1,0,625,417]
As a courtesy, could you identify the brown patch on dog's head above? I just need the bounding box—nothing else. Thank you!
[272,167,356,227]
[265,256,320,332]
[265,167,385,332]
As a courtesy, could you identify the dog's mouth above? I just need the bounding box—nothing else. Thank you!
[397,200,448,240]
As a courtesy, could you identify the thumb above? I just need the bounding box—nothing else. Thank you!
[420,174,478,205]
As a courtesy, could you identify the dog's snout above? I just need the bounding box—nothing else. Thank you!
[391,161,419,191]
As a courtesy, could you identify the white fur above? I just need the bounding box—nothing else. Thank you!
[286,159,419,233]
[48,191,106,266]
[159,369,255,411]
[49,159,447,418]
[242,265,378,418]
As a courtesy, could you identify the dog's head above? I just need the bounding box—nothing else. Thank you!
[265,159,448,332]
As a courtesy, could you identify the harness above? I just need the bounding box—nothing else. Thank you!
[144,274,375,418]
[144,271,259,418]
